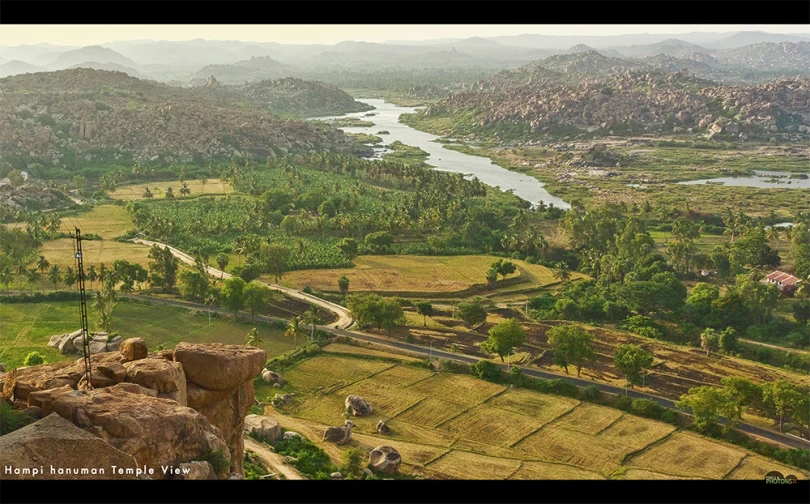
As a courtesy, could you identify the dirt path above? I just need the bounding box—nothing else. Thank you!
[131,238,354,330]
[740,338,810,356]
[244,436,306,480]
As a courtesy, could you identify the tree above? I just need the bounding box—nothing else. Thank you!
[481,318,527,363]
[346,294,405,332]
[457,298,487,327]
[794,299,810,326]
[338,275,350,297]
[87,265,98,289]
[676,386,736,432]
[179,181,191,197]
[414,301,434,327]
[719,326,738,353]
[337,238,359,260]
[48,264,61,291]
[91,278,117,332]
[258,242,290,283]
[178,270,210,303]
[63,267,77,290]
[613,344,654,387]
[553,261,572,283]
[700,328,719,357]
[285,316,306,348]
[485,267,498,289]
[23,351,45,366]
[165,187,175,199]
[25,269,39,294]
[220,276,246,320]
[546,324,596,377]
[0,265,13,296]
[7,170,24,187]
[216,253,229,278]
[36,255,50,291]
[762,380,806,433]
[302,305,324,341]
[243,281,272,322]
[364,231,394,252]
[143,187,153,199]
[721,376,763,421]
[734,272,779,326]
[148,245,179,292]
[246,328,263,348]
[490,259,517,280]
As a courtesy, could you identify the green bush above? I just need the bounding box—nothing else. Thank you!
[581,385,602,401]
[198,449,230,474]
[509,366,524,387]
[0,402,34,435]
[659,409,678,425]
[630,398,664,419]
[613,395,633,411]
[471,360,501,382]
[23,351,45,367]
[275,433,337,480]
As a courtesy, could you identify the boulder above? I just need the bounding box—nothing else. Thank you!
[244,415,281,443]
[105,335,123,353]
[48,329,82,354]
[0,363,6,372]
[323,420,354,445]
[227,472,245,480]
[282,431,301,441]
[176,461,215,480]
[75,353,128,389]
[345,395,373,417]
[2,361,83,402]
[193,380,254,475]
[369,446,401,475]
[273,383,282,389]
[363,468,374,477]
[261,369,287,386]
[330,471,343,480]
[173,343,266,391]
[22,405,42,419]
[120,338,148,362]
[25,384,230,479]
[0,413,140,480]
[186,382,231,410]
[123,358,187,406]
[375,420,391,435]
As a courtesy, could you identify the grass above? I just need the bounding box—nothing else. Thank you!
[315,117,374,128]
[109,179,233,201]
[267,350,810,480]
[41,238,152,270]
[383,141,430,166]
[4,204,134,240]
[322,343,424,363]
[726,455,808,480]
[282,255,568,295]
[0,299,292,370]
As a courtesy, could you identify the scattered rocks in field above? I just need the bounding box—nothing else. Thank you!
[375,420,391,435]
[345,395,373,417]
[273,383,282,389]
[330,471,343,480]
[323,420,354,445]
[261,369,288,386]
[244,414,281,443]
[369,446,401,475]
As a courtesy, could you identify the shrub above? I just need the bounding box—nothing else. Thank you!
[471,360,501,382]
[198,449,230,475]
[23,351,45,367]
[0,402,34,435]
[630,398,664,419]
[581,385,602,401]
[275,433,337,480]
[341,448,365,477]
[509,366,524,386]
[613,395,633,411]
[302,286,314,294]
[659,409,678,425]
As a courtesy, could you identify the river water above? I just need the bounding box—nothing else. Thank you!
[310,99,570,209]
[679,170,810,189]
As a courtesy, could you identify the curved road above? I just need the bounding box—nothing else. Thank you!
[127,240,810,452]
[131,238,354,329]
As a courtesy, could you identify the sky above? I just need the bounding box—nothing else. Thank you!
[1,24,808,46]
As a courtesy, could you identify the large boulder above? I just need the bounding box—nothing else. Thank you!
[173,343,266,391]
[2,362,83,402]
[193,380,254,475]
[323,420,354,445]
[244,414,281,443]
[48,329,82,354]
[120,338,148,362]
[105,335,123,353]
[76,353,128,389]
[0,413,140,480]
[176,461,216,480]
[368,445,401,475]
[123,358,187,406]
[261,369,287,386]
[25,383,230,479]
[345,395,373,417]
[376,420,391,435]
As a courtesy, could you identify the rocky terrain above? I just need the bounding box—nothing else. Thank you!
[0,338,266,479]
[715,42,810,73]
[193,56,295,85]
[424,60,810,140]
[0,68,371,169]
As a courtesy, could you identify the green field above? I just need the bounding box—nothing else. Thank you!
[0,300,292,370]
[282,255,578,295]
[265,350,809,480]
[110,179,233,201]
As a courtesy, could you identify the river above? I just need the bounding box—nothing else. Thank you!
[679,170,810,189]
[310,99,570,209]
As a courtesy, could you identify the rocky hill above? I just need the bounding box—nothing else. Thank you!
[715,42,810,73]
[193,56,295,85]
[47,46,137,71]
[0,69,369,170]
[202,77,374,117]
[425,66,810,140]
[531,51,646,75]
[0,339,266,479]
[0,60,43,78]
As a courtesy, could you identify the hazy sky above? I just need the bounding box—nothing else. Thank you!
[1,25,808,46]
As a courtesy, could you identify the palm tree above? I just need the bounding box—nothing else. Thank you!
[302,306,323,342]
[46,214,61,235]
[285,316,306,349]
[553,262,572,283]
[766,226,781,250]
[48,264,62,291]
[180,181,191,197]
[199,175,208,194]
[246,328,263,348]
[143,187,153,199]
[26,269,40,294]
[0,265,13,296]
[36,256,50,291]
[87,265,98,290]
[63,267,77,290]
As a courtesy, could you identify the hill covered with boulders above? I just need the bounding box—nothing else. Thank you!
[0,68,371,171]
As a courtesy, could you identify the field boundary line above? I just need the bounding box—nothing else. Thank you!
[508,424,547,449]
[722,453,749,480]
[543,400,586,429]
[594,413,626,436]
[433,402,480,429]
[422,449,453,468]
[390,396,429,420]
[620,429,678,468]
[505,461,524,480]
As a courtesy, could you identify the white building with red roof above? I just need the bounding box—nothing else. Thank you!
[763,270,802,296]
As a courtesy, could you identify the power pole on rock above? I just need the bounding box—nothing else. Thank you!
[72,228,93,389]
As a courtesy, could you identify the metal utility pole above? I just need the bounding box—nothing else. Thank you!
[72,228,93,389]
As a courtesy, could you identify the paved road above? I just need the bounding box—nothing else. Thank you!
[131,238,354,329]
[740,338,810,356]
[244,436,306,480]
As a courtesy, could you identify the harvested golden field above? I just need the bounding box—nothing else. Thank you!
[625,432,747,479]
[425,451,522,480]
[726,455,810,480]
[41,238,151,269]
[322,343,423,362]
[281,255,574,294]
[110,179,232,201]
[511,461,605,480]
[515,426,627,474]
[406,374,506,407]
[272,351,807,480]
